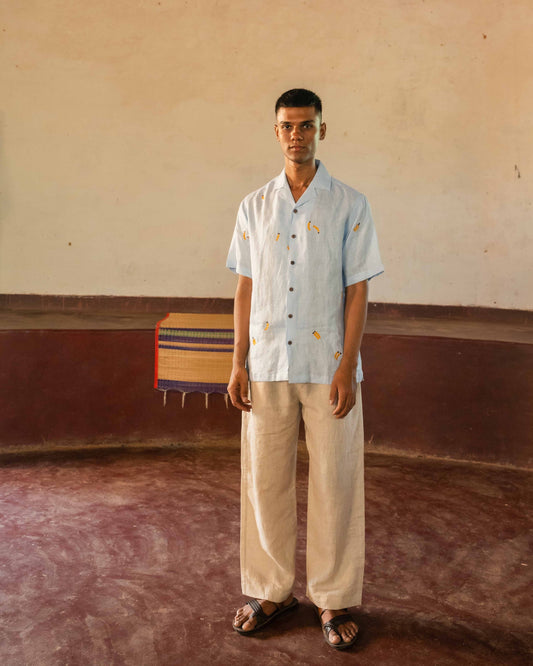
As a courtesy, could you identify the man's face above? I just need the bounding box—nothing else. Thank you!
[275,106,326,166]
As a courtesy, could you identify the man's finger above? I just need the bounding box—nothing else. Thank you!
[338,402,353,419]
[228,385,252,412]
[231,395,251,412]
[239,392,252,411]
[332,390,347,416]
[333,392,354,418]
[239,382,251,411]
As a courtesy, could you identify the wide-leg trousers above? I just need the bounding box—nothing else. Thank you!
[240,381,365,609]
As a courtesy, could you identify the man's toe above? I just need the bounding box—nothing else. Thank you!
[328,629,341,644]
[340,621,357,642]
[233,605,251,628]
[241,617,256,632]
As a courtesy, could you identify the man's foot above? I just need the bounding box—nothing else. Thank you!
[233,595,297,634]
[318,608,358,649]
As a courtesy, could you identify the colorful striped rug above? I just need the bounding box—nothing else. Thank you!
[154,313,234,406]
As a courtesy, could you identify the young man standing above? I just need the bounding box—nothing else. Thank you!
[226,89,383,650]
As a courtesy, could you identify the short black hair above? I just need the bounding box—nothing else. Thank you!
[275,88,322,117]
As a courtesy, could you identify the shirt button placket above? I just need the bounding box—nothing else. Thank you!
[287,207,298,358]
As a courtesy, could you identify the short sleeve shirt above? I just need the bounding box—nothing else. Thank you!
[226,161,384,384]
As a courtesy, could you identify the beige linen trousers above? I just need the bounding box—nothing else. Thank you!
[240,380,365,610]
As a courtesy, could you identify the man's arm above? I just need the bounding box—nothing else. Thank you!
[329,279,368,418]
[227,274,253,411]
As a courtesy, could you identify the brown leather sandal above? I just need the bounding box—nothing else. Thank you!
[318,608,359,650]
[233,597,299,635]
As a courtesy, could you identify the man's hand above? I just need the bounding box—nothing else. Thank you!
[228,365,252,412]
[329,279,367,419]
[329,364,356,419]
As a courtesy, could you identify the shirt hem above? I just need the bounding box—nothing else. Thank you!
[248,374,365,384]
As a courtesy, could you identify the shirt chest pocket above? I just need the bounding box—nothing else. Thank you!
[301,204,343,266]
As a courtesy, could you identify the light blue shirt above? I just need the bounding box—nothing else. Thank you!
[226,161,384,384]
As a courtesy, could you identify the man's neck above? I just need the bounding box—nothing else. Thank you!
[285,159,318,202]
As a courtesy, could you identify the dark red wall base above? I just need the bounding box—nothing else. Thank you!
[361,335,532,467]
[0,330,240,447]
[1,328,531,467]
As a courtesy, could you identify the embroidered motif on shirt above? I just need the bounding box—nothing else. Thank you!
[264,322,270,331]
[243,231,250,240]
[275,233,280,241]
[312,330,321,340]
[334,351,342,360]
[252,337,257,345]
[353,223,360,233]
[307,221,320,234]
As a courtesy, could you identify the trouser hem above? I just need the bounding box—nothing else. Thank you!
[306,591,363,609]
[242,583,294,604]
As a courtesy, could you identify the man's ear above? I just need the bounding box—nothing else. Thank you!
[320,122,327,140]
[274,124,280,141]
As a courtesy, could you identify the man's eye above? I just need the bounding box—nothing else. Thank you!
[303,124,312,129]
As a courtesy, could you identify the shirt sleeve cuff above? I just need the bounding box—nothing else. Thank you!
[344,265,384,287]
[226,263,252,278]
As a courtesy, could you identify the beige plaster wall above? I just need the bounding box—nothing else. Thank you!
[1,0,532,308]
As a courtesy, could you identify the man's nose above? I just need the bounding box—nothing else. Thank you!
[291,126,303,141]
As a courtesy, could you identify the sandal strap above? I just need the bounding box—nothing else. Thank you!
[247,598,267,621]
[322,613,354,636]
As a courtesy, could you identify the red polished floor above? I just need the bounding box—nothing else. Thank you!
[0,445,531,665]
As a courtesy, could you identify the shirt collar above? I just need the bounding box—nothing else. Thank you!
[273,160,332,201]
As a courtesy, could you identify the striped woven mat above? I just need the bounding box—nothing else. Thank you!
[154,313,234,401]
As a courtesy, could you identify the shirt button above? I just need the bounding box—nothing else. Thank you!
[290,260,295,265]
[289,287,294,292]
[293,208,298,213]
[291,234,296,239]
[288,314,293,318]
[288,340,292,345]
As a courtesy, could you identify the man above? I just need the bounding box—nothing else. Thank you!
[226,88,383,650]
